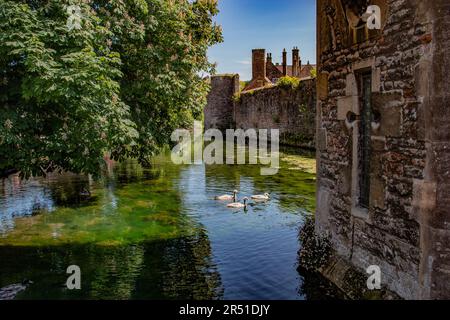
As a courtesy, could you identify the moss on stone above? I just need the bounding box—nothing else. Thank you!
[298,217,332,272]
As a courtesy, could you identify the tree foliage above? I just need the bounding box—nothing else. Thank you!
[0,0,222,178]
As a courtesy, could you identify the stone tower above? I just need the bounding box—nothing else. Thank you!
[204,74,239,131]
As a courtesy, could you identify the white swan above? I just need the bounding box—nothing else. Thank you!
[215,190,238,201]
[251,193,270,201]
[0,280,33,300]
[227,197,249,209]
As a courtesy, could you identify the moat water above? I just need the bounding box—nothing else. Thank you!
[0,150,342,300]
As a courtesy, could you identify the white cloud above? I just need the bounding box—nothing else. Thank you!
[235,60,251,65]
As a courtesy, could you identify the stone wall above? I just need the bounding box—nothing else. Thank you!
[204,75,239,132]
[316,0,450,299]
[204,74,316,148]
[235,80,316,148]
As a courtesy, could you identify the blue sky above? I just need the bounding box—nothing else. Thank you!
[208,0,316,81]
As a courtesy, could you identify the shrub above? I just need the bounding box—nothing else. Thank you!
[239,81,249,91]
[276,76,300,89]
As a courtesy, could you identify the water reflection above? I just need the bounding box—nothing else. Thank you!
[0,233,221,299]
[0,150,341,300]
[0,176,55,234]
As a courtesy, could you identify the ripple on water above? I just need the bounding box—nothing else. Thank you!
[0,151,342,300]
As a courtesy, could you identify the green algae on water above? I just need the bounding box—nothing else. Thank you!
[0,151,317,246]
[0,167,196,247]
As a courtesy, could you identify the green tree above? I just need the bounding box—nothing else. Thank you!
[0,0,222,178]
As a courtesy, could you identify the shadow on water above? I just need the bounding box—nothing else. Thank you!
[0,149,343,300]
[0,233,222,300]
[298,269,346,300]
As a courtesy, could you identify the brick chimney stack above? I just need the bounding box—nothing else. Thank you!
[292,47,300,77]
[252,49,266,81]
[243,49,272,91]
[282,49,287,76]
[299,50,302,74]
[267,52,272,64]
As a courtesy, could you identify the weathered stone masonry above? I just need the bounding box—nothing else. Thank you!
[204,75,240,132]
[205,74,316,148]
[316,0,449,299]
[235,81,316,149]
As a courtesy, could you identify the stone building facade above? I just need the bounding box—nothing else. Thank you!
[316,0,449,299]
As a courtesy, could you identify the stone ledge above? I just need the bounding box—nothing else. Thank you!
[319,255,402,300]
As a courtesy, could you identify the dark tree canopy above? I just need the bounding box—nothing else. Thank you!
[0,0,222,178]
